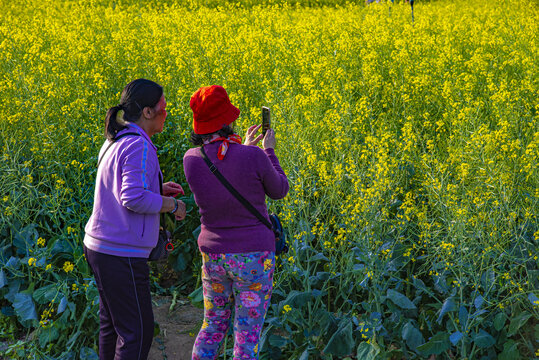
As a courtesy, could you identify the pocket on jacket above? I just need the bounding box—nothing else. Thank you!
[141,214,146,237]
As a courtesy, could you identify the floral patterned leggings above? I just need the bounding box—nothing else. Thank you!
[192,251,275,360]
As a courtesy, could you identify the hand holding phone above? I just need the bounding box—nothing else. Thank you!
[262,128,276,150]
[262,106,271,136]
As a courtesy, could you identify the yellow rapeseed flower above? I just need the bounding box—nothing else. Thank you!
[63,261,74,273]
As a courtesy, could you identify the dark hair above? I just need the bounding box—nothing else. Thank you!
[104,79,163,140]
[190,125,235,146]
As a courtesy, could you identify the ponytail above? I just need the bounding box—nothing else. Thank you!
[104,79,163,140]
[104,105,127,140]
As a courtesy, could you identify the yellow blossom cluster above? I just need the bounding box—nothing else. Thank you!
[62,261,74,273]
[39,302,55,328]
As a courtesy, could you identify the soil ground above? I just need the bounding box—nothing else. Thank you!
[148,296,204,360]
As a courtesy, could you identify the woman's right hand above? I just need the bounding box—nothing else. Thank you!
[262,129,276,150]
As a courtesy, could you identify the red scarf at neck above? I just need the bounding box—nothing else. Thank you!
[203,134,242,160]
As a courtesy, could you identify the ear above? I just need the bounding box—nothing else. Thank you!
[143,106,153,119]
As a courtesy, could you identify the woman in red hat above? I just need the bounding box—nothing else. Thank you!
[183,85,289,360]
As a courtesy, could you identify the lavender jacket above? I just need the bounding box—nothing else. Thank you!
[84,123,163,258]
[183,142,289,254]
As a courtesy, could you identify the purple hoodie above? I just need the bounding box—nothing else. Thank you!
[84,123,163,258]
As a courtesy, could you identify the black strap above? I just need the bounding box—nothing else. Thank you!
[97,132,141,169]
[199,147,273,230]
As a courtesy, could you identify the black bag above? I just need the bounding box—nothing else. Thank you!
[199,147,289,255]
[270,213,288,255]
[148,227,173,261]
[98,132,173,261]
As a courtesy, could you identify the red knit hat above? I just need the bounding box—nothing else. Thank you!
[190,85,240,135]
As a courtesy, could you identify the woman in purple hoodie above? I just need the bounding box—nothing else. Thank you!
[183,85,289,360]
[84,79,186,360]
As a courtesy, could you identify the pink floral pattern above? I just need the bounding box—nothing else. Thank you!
[192,251,275,360]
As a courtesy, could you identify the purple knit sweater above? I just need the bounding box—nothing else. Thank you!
[183,142,289,254]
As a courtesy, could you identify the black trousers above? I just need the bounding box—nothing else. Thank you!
[84,246,154,360]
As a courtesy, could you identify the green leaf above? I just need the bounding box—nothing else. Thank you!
[474,295,484,309]
[80,347,99,360]
[6,256,19,268]
[268,334,288,347]
[528,293,539,307]
[480,270,496,290]
[13,224,38,256]
[402,322,424,350]
[298,349,310,360]
[308,253,329,262]
[39,326,59,348]
[314,308,338,335]
[188,286,203,309]
[434,274,449,294]
[309,272,330,288]
[498,340,520,360]
[387,289,416,310]
[323,319,354,356]
[417,332,450,355]
[507,311,532,337]
[449,331,463,346]
[173,253,187,272]
[6,280,21,303]
[473,329,495,348]
[458,305,468,328]
[13,293,38,322]
[437,297,456,324]
[192,225,201,239]
[58,296,68,314]
[356,341,380,360]
[283,290,314,309]
[493,312,506,331]
[413,277,434,296]
[0,269,6,288]
[33,284,58,305]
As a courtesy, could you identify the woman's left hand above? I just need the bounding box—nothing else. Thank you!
[163,182,184,197]
[244,124,264,146]
[174,200,187,221]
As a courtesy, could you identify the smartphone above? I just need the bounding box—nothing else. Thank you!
[262,106,271,136]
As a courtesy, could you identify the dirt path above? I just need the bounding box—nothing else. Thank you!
[148,296,204,360]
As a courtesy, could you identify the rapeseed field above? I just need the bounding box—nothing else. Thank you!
[0,0,537,358]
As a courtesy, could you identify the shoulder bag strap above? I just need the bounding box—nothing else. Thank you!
[96,132,141,169]
[199,146,273,230]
